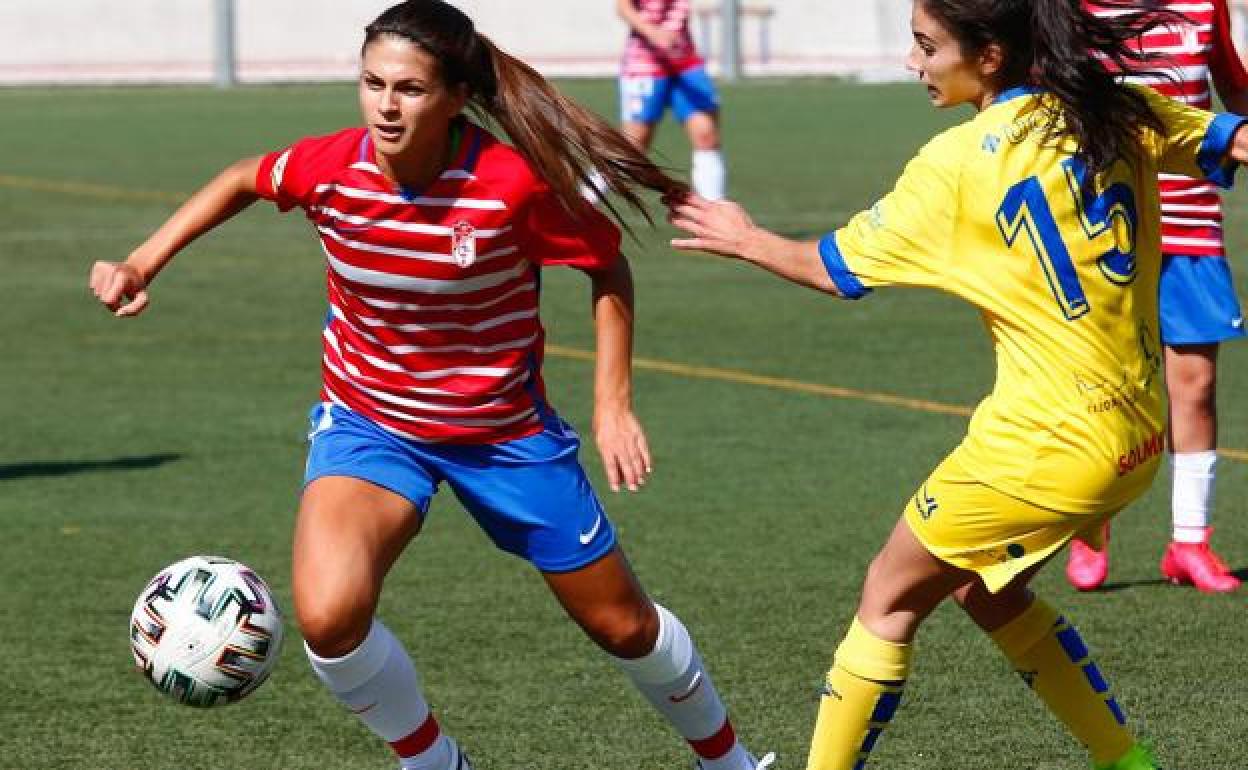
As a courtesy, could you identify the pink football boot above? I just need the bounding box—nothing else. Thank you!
[1160,528,1241,594]
[1066,524,1110,591]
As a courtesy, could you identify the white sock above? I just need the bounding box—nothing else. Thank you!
[1172,450,1217,543]
[691,149,727,201]
[612,604,752,769]
[306,620,454,769]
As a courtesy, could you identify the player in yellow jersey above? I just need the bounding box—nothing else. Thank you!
[668,1,1248,768]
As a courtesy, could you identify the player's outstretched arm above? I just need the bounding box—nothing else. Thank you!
[588,256,652,493]
[668,193,842,296]
[89,156,263,316]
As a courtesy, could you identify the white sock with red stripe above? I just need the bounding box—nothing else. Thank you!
[613,604,752,770]
[306,619,456,770]
[1172,451,1217,543]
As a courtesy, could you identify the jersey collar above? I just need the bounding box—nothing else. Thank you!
[360,116,482,200]
[992,85,1045,105]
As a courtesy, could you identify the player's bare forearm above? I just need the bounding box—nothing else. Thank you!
[125,156,263,283]
[615,0,674,48]
[668,194,842,296]
[588,257,651,491]
[589,257,636,414]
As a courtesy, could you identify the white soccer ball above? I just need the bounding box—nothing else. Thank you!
[129,555,284,708]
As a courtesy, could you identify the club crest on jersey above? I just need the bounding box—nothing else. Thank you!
[451,220,477,267]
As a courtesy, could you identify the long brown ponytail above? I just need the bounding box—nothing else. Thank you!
[365,0,687,227]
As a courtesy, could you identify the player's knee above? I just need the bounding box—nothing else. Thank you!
[582,602,659,658]
[296,594,374,658]
[686,119,719,150]
[1170,369,1217,408]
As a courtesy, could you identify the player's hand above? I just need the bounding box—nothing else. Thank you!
[667,193,759,260]
[89,261,150,317]
[593,406,652,493]
[646,27,680,51]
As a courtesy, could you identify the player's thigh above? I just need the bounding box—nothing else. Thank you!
[1164,342,1219,400]
[294,403,435,651]
[856,516,970,643]
[293,477,424,604]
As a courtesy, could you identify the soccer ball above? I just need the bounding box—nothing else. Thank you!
[129,555,284,708]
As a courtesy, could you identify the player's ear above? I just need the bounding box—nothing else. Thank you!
[978,42,1005,79]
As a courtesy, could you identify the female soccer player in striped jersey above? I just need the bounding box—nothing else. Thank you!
[669,1,1248,768]
[89,2,771,769]
[1068,0,1248,594]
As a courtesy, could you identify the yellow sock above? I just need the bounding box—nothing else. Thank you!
[806,618,910,770]
[990,598,1135,765]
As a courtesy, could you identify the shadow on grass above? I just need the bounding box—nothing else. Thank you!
[0,453,182,481]
[1096,566,1248,592]
[1092,577,1170,592]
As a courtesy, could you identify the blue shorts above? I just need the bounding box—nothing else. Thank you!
[619,67,719,124]
[1159,255,1245,346]
[303,403,616,573]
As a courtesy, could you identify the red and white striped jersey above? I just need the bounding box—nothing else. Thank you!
[1088,0,1248,256]
[255,120,621,444]
[621,0,703,77]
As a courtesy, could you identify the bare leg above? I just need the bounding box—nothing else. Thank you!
[807,518,969,770]
[294,477,463,766]
[1165,343,1218,454]
[545,548,759,769]
[622,121,658,152]
[293,476,423,656]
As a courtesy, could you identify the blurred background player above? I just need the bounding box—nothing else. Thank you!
[668,0,1248,767]
[88,2,773,769]
[1068,0,1248,594]
[616,0,727,200]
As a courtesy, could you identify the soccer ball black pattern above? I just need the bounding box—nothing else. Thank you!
[129,555,284,708]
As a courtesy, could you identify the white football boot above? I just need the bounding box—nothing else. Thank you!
[695,752,777,770]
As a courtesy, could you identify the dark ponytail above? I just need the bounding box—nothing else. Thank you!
[921,0,1187,179]
[365,0,686,228]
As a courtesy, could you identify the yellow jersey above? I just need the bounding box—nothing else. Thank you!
[821,86,1245,513]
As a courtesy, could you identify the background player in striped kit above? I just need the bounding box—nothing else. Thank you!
[88,2,772,768]
[615,0,728,200]
[668,0,1248,767]
[1068,0,1248,593]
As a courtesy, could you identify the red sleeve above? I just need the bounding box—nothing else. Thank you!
[254,129,362,212]
[1210,0,1248,95]
[522,189,622,271]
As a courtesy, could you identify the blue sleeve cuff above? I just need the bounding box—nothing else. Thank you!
[818,232,871,300]
[1197,112,1248,188]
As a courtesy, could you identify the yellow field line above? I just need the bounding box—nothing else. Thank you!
[10,172,1247,463]
[547,344,975,418]
[0,173,185,204]
[545,344,1248,463]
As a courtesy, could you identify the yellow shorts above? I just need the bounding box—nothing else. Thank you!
[904,450,1116,593]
